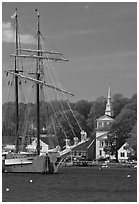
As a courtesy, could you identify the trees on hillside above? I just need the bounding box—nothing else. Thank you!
[112,93,128,117]
[90,96,107,119]
[86,96,107,137]
[47,109,86,148]
[74,100,92,119]
[127,123,137,159]
[2,93,137,153]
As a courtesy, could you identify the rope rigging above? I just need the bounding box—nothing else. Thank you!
[3,12,85,150]
[40,35,82,133]
[18,79,32,148]
[43,85,68,139]
[3,76,16,145]
[42,64,77,137]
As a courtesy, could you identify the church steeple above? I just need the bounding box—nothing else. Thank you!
[105,85,114,117]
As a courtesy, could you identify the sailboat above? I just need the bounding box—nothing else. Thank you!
[2,9,89,174]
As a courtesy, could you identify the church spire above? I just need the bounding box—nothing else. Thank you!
[108,85,111,100]
[105,85,114,117]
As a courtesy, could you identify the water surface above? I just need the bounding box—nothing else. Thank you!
[2,167,137,202]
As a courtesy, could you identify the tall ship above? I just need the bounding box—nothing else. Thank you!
[2,9,89,174]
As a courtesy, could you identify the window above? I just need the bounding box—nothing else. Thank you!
[121,152,125,157]
[123,146,127,150]
[104,122,107,127]
[99,150,102,156]
[99,122,102,128]
[100,141,104,147]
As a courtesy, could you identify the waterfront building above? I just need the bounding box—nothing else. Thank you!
[69,138,95,161]
[118,142,135,162]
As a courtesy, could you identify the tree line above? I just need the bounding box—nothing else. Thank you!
[2,93,137,158]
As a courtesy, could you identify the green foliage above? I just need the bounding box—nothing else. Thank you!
[86,107,96,138]
[104,132,117,156]
[91,96,107,119]
[127,123,137,158]
[47,109,86,147]
[2,93,137,152]
[86,96,107,138]
[112,93,129,117]
[74,100,92,119]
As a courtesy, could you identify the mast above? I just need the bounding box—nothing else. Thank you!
[8,10,73,155]
[36,9,40,155]
[15,8,19,152]
[7,71,74,96]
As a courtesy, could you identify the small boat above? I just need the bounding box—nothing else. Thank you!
[2,8,89,174]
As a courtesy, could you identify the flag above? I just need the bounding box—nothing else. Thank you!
[11,12,16,19]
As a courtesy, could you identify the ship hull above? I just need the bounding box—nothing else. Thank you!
[3,153,60,174]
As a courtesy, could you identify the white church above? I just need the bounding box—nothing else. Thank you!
[96,86,114,160]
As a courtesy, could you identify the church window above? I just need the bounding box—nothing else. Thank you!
[99,150,102,156]
[104,122,107,127]
[99,122,102,128]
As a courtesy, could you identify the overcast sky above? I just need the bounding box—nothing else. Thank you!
[2,2,137,103]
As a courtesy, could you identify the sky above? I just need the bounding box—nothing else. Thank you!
[2,2,137,103]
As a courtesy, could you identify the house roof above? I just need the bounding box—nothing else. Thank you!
[40,134,58,149]
[27,139,49,150]
[97,114,114,121]
[71,139,95,151]
[117,142,134,151]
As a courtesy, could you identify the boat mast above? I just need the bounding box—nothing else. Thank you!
[15,8,19,153]
[8,9,73,154]
[36,9,41,155]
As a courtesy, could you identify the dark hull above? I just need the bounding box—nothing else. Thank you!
[3,153,60,174]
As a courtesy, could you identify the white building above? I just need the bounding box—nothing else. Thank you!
[96,86,114,160]
[26,139,49,153]
[118,142,134,162]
